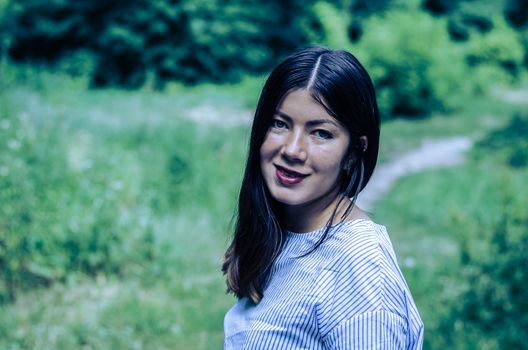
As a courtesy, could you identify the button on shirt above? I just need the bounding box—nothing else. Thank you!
[224,219,424,349]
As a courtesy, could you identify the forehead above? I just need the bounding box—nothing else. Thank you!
[276,89,338,124]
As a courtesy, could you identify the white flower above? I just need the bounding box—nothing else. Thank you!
[404,256,416,268]
[111,180,124,191]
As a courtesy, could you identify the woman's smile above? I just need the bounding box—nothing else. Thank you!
[274,164,309,185]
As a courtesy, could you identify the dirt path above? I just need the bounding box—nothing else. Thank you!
[492,87,528,106]
[357,136,473,210]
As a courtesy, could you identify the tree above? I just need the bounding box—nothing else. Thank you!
[3,0,322,87]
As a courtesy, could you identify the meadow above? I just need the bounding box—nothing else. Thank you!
[0,63,254,349]
[1,58,527,349]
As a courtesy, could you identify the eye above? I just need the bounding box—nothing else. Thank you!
[313,129,333,140]
[271,119,287,129]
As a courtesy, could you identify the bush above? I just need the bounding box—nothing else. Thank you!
[422,0,528,69]
[464,17,525,89]
[314,4,465,118]
[444,198,528,349]
[2,0,322,87]
[316,3,527,119]
[351,10,468,118]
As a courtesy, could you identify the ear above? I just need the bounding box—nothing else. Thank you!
[359,136,368,152]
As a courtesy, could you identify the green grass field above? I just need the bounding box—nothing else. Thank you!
[1,62,527,349]
[0,64,253,349]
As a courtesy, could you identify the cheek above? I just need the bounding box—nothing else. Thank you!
[260,134,280,159]
[316,148,348,170]
[259,143,269,162]
[259,142,273,174]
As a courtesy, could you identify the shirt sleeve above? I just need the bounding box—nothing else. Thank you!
[323,309,408,350]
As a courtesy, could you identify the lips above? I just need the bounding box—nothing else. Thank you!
[274,165,309,185]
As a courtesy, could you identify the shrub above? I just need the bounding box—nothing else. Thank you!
[445,199,528,349]
[464,17,525,89]
[445,1,498,41]
[351,10,468,118]
[422,0,528,70]
[316,4,526,119]
[2,0,322,87]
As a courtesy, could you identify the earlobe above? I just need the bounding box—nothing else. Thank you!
[359,136,368,152]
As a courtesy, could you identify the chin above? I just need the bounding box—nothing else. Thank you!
[270,188,316,208]
[275,198,305,207]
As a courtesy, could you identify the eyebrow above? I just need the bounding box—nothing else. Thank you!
[275,110,340,128]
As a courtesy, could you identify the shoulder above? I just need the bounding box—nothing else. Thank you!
[322,219,392,273]
[318,220,394,293]
[314,220,414,334]
[322,220,408,305]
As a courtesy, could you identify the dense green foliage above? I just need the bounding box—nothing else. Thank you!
[453,205,528,349]
[2,0,321,87]
[423,0,528,70]
[423,0,528,36]
[314,1,526,118]
[353,10,465,117]
[1,0,526,108]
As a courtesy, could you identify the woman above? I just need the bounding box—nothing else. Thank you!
[223,47,424,349]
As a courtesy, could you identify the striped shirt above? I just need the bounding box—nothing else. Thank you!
[224,219,424,349]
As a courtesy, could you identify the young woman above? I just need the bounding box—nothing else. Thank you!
[223,47,424,349]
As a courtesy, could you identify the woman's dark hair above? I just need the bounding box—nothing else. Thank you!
[222,47,380,303]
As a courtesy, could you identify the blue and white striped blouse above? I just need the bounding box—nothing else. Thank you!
[224,219,424,349]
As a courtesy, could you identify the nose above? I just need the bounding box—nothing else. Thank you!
[281,130,307,163]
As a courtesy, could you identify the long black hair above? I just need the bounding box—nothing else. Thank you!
[223,47,380,303]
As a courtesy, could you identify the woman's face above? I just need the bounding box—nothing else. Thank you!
[260,89,351,210]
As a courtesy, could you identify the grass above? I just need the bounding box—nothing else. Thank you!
[2,274,231,349]
[0,63,253,349]
[1,60,527,349]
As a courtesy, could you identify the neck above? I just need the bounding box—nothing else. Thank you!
[282,191,352,233]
